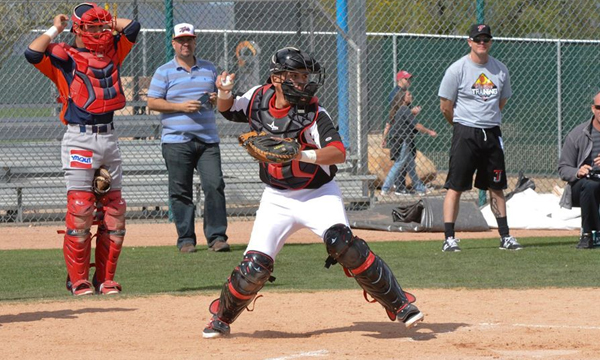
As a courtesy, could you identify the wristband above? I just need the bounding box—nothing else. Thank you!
[300,150,317,163]
[217,89,232,100]
[44,26,59,40]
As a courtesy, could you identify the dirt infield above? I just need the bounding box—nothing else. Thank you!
[0,220,580,250]
[2,221,599,360]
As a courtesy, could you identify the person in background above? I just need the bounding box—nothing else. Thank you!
[438,23,522,252]
[381,90,436,196]
[558,91,600,249]
[147,23,230,253]
[385,70,416,193]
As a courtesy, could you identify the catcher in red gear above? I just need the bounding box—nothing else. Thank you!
[24,3,140,296]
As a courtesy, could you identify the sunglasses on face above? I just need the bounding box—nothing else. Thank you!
[594,105,600,110]
[471,37,491,44]
[174,37,195,44]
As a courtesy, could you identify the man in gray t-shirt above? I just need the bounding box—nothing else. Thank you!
[438,23,522,252]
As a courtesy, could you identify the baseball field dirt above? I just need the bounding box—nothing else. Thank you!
[1,221,599,360]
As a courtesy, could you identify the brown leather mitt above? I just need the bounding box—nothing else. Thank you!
[93,166,112,195]
[238,130,300,164]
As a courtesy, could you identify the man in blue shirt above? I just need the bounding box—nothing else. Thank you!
[147,23,229,253]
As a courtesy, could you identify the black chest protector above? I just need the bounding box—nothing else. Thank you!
[248,85,335,189]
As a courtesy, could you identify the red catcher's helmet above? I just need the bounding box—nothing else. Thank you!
[71,2,114,53]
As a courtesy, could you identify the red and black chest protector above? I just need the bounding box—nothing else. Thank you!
[63,44,126,114]
[248,85,333,190]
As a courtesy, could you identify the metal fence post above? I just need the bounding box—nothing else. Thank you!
[336,0,350,148]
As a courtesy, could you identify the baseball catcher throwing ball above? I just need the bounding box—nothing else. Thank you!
[238,130,300,164]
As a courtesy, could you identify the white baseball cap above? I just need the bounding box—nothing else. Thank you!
[173,23,196,39]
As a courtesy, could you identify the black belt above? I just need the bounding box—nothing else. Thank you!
[79,123,114,134]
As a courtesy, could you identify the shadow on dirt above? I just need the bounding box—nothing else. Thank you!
[236,321,469,340]
[0,307,136,325]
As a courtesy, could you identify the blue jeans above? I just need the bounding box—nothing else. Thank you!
[394,141,416,190]
[382,141,425,193]
[162,139,228,249]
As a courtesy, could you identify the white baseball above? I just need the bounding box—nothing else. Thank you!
[221,75,234,91]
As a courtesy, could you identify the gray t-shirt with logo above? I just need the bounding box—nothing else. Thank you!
[438,54,511,128]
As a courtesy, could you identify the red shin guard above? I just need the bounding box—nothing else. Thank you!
[94,230,123,283]
[94,190,126,287]
[64,190,96,293]
[63,234,92,289]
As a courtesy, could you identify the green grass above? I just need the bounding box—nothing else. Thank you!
[1,237,599,302]
[0,107,55,118]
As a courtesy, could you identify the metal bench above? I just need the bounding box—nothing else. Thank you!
[1,116,376,222]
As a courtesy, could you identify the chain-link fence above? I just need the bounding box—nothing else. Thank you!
[1,0,598,223]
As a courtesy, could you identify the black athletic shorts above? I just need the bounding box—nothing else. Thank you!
[444,123,507,191]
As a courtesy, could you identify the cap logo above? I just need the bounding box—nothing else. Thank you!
[478,25,486,32]
[179,26,191,33]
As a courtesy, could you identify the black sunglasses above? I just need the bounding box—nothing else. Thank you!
[471,37,491,44]
[594,105,600,110]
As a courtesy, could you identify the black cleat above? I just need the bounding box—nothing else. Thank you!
[396,303,424,328]
[203,316,231,339]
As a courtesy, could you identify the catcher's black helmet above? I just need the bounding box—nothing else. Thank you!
[269,47,321,73]
[269,47,325,106]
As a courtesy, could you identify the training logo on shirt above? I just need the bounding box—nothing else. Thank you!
[471,73,498,101]
[69,149,93,168]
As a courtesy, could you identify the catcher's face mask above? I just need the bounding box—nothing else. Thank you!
[275,70,323,106]
[71,2,114,54]
[269,47,325,106]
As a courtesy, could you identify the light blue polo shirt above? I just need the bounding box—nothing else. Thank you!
[148,57,219,143]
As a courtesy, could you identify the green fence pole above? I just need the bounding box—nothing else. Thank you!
[477,0,485,23]
[165,0,174,61]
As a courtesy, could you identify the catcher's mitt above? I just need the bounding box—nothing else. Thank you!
[93,166,111,196]
[238,130,300,164]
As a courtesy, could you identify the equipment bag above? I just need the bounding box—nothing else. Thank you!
[391,200,424,223]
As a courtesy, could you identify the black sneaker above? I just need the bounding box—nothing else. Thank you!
[500,236,523,250]
[576,233,593,249]
[396,303,424,328]
[202,316,231,339]
[442,237,461,252]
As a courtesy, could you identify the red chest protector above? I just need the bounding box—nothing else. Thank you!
[63,44,126,114]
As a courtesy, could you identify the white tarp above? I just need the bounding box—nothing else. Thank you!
[480,188,581,230]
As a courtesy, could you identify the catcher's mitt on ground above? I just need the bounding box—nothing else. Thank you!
[93,167,111,195]
[238,130,300,164]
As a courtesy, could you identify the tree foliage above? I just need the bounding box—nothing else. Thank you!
[0,2,71,67]
[362,0,600,39]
